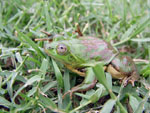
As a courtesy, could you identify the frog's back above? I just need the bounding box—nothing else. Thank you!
[53,36,118,66]
[78,37,118,64]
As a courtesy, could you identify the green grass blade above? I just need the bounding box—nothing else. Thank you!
[131,38,150,42]
[44,1,52,31]
[41,81,57,93]
[0,96,11,108]
[52,59,64,88]
[105,0,112,19]
[92,63,127,113]
[12,75,42,101]
[17,30,46,58]
[134,90,150,113]
[129,95,139,112]
[114,18,150,46]
[39,94,57,109]
[92,63,109,90]
[39,58,49,76]
[101,99,116,113]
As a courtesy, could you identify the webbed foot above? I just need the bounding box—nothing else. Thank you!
[122,71,139,86]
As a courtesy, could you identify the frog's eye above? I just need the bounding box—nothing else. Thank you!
[56,44,68,55]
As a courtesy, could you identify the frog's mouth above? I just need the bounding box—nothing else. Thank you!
[44,49,58,60]
[44,48,70,65]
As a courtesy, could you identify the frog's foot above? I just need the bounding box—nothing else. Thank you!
[62,86,81,100]
[62,79,97,99]
[62,90,73,100]
[120,77,136,86]
[122,76,134,86]
[122,71,139,86]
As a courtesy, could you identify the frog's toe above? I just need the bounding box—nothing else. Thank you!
[123,80,128,86]
[63,79,97,99]
[62,87,91,100]
[62,90,71,99]
[122,71,139,86]
[128,80,135,86]
[62,90,74,100]
[122,76,136,86]
[121,76,127,86]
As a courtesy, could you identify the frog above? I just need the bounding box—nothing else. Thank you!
[35,35,139,99]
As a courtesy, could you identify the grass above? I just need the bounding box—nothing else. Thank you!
[0,0,150,112]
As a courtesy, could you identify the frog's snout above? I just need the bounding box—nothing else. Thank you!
[47,46,53,49]
[44,43,54,50]
[44,46,53,50]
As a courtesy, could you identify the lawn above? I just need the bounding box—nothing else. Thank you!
[0,0,150,112]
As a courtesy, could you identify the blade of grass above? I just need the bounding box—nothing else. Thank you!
[7,11,23,24]
[70,101,91,113]
[105,0,112,19]
[120,25,136,40]
[57,86,63,109]
[101,99,116,113]
[0,96,11,108]
[63,69,71,109]
[131,38,150,42]
[12,75,42,102]
[23,3,41,31]
[1,54,29,87]
[71,88,103,112]
[17,30,46,58]
[0,2,3,29]
[129,95,139,112]
[12,58,48,100]
[134,90,150,113]
[123,0,127,27]
[44,1,52,31]
[39,94,57,109]
[39,58,49,77]
[114,18,150,46]
[92,63,127,113]
[39,94,65,113]
[41,81,57,93]
[51,59,64,88]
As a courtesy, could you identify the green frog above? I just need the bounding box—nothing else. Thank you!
[36,36,139,98]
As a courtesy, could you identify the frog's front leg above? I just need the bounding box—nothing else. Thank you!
[63,67,97,99]
[64,64,86,77]
[107,55,139,86]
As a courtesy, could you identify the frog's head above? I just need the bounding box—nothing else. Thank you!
[43,38,86,68]
[45,41,71,64]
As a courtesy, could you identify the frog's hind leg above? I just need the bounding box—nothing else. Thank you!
[122,71,139,86]
[62,78,97,99]
[63,67,97,99]
[109,55,139,86]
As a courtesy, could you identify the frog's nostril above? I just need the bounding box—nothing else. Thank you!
[45,46,53,49]
[48,47,53,49]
